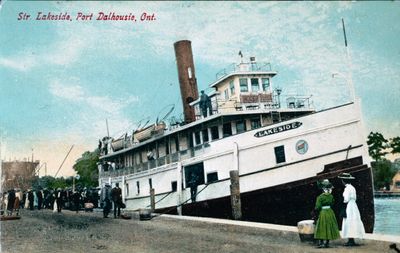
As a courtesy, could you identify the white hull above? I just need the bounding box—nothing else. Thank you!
[100,100,370,212]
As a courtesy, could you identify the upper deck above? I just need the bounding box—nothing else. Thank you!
[98,58,315,176]
[190,60,313,120]
[210,61,277,88]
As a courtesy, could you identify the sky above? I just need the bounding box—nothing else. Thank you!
[0,1,399,177]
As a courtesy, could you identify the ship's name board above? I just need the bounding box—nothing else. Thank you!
[254,122,302,138]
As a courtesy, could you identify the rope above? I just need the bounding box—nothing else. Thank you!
[152,184,210,218]
[119,184,210,218]
[145,191,172,208]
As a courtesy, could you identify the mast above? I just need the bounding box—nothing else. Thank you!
[342,18,356,102]
[106,119,110,138]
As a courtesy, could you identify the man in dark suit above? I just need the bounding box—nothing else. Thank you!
[28,189,34,210]
[55,188,63,212]
[37,189,43,210]
[111,183,122,218]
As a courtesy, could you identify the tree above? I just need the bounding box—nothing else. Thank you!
[372,159,397,190]
[367,132,389,161]
[73,149,100,187]
[32,175,72,190]
[389,136,400,155]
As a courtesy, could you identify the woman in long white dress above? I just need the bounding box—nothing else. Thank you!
[338,173,365,246]
[24,191,30,209]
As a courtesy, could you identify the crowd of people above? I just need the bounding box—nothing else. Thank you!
[313,172,365,248]
[1,183,125,220]
[0,187,100,215]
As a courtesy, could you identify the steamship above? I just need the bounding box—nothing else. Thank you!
[98,40,374,232]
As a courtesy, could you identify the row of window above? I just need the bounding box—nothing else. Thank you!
[223,77,270,100]
[240,77,270,93]
[194,118,262,146]
[126,145,286,197]
[111,118,263,169]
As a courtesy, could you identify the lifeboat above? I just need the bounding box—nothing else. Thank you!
[134,122,166,142]
[111,138,125,151]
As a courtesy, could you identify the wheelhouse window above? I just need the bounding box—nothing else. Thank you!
[274,145,286,164]
[251,118,261,130]
[239,78,248,92]
[262,78,270,91]
[236,120,246,134]
[224,89,229,100]
[207,172,218,183]
[210,126,219,140]
[223,122,232,137]
[229,80,235,95]
[251,78,260,92]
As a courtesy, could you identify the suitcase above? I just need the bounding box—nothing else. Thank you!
[84,202,94,212]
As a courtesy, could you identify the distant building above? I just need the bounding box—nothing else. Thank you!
[391,171,400,192]
[1,160,39,191]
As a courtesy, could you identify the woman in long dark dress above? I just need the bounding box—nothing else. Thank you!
[314,179,340,248]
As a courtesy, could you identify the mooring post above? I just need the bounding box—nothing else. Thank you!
[150,188,155,212]
[176,162,183,215]
[230,170,242,220]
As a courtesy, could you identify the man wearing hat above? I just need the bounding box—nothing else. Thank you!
[101,183,112,218]
[338,173,365,246]
[314,179,340,248]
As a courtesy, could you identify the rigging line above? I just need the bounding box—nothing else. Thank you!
[145,191,173,208]
[54,145,74,178]
[127,184,211,217]
[341,18,356,102]
[151,184,210,219]
[156,104,175,124]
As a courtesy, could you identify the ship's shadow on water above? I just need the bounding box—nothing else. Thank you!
[374,197,400,236]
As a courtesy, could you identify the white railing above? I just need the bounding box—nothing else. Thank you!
[99,143,209,178]
[215,62,273,80]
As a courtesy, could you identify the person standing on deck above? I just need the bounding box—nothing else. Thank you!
[199,90,212,118]
[314,179,340,248]
[188,173,199,202]
[338,173,365,246]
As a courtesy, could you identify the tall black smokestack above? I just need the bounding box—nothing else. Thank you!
[174,40,199,124]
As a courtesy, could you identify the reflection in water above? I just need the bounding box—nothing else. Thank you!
[374,197,400,235]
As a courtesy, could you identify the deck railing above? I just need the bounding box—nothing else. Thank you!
[99,143,210,178]
[215,62,273,80]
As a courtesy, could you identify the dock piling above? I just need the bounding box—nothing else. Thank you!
[150,188,155,212]
[230,170,242,220]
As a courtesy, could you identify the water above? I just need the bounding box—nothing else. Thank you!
[374,197,400,235]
